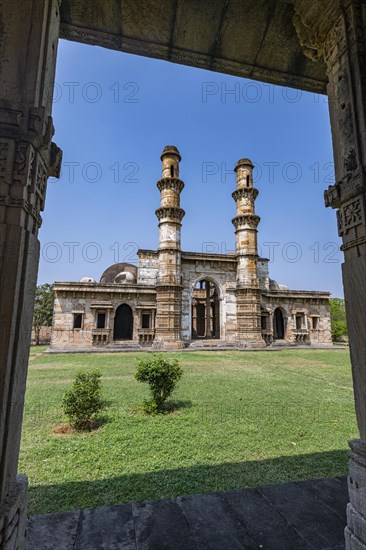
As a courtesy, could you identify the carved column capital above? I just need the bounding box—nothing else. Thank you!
[293,0,342,61]
[0,104,62,232]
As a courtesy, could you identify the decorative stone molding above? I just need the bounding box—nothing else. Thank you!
[155,206,185,222]
[337,195,365,236]
[59,23,327,95]
[232,214,260,230]
[231,187,259,202]
[157,177,184,193]
[293,0,342,61]
[0,105,62,232]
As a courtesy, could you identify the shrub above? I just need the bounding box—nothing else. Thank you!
[135,354,183,413]
[62,370,103,430]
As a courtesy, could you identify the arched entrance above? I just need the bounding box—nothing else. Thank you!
[273,308,285,340]
[192,279,220,339]
[114,304,133,340]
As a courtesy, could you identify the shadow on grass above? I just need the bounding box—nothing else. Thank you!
[27,449,349,516]
[129,399,193,416]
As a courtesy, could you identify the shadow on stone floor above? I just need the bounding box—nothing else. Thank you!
[27,449,349,516]
[27,472,349,550]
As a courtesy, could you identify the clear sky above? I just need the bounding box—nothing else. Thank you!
[38,39,343,297]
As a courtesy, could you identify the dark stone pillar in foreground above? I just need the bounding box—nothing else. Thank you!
[294,1,366,547]
[0,1,61,547]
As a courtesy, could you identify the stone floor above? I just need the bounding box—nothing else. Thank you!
[27,476,348,550]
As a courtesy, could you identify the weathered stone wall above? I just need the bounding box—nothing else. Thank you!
[257,258,270,290]
[51,284,156,350]
[137,250,159,286]
[261,291,332,345]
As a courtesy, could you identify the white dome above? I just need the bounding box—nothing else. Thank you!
[80,277,96,283]
[114,271,136,284]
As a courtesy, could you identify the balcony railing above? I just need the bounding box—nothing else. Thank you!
[293,328,309,343]
[138,329,155,345]
[92,328,110,345]
[261,329,273,346]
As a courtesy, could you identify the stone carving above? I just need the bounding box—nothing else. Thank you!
[232,214,261,230]
[232,188,259,202]
[155,206,185,222]
[337,196,365,236]
[157,177,184,193]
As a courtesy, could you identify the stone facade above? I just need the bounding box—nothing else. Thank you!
[51,148,332,352]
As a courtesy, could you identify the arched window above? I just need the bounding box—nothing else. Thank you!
[246,175,250,187]
[170,165,174,177]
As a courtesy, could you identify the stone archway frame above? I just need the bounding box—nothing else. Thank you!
[2,1,366,548]
[272,306,289,340]
[111,301,137,341]
[189,276,224,342]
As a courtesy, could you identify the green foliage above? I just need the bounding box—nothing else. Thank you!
[62,370,103,430]
[33,283,54,345]
[329,298,348,340]
[135,354,183,413]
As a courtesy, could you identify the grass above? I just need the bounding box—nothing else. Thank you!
[21,348,357,516]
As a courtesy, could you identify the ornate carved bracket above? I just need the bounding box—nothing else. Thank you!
[232,214,260,230]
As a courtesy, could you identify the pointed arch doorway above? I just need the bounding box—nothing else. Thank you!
[114,304,133,340]
[273,308,285,340]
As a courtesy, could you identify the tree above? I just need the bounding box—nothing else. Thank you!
[33,283,54,345]
[329,298,348,341]
[135,354,183,413]
[62,370,103,431]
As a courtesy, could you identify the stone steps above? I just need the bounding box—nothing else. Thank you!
[106,341,142,350]
[189,340,236,349]
[271,339,296,347]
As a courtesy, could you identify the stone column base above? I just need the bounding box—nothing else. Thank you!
[152,339,185,350]
[346,440,366,549]
[0,475,28,550]
[237,337,267,349]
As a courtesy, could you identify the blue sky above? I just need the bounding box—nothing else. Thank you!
[39,39,343,297]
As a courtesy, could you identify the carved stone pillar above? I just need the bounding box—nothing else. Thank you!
[0,2,61,548]
[205,280,211,338]
[294,1,366,548]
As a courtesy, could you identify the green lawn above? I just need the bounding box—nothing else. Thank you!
[21,348,357,516]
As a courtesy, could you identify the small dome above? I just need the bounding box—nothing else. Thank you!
[114,271,136,284]
[234,158,254,171]
[100,263,137,284]
[80,277,96,283]
[269,278,280,290]
[161,145,181,161]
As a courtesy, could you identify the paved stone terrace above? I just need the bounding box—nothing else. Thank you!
[27,476,348,549]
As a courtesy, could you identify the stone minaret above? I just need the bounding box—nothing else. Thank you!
[232,158,266,347]
[153,146,185,349]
